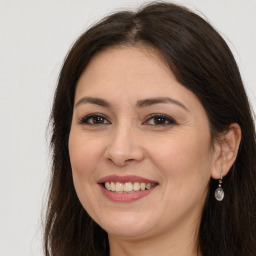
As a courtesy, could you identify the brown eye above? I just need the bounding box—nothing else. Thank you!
[80,114,110,125]
[154,117,168,125]
[145,114,176,126]
[92,116,105,124]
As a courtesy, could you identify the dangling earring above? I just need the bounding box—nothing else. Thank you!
[215,172,224,201]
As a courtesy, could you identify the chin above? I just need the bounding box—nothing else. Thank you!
[96,212,157,238]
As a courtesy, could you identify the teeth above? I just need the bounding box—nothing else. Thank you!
[134,182,141,191]
[124,182,133,192]
[110,182,116,191]
[105,182,111,190]
[115,182,124,192]
[104,182,155,192]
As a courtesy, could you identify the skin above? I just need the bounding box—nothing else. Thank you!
[68,45,241,256]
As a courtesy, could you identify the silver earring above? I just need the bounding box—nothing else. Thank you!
[215,172,224,201]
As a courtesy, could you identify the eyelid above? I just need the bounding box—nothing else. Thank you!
[79,113,111,124]
[143,113,177,125]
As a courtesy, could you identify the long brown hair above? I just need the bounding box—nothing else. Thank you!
[44,2,256,255]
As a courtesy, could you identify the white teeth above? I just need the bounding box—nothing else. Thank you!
[104,182,156,192]
[110,182,116,191]
[105,182,111,190]
[124,182,133,192]
[115,182,124,192]
[133,182,141,191]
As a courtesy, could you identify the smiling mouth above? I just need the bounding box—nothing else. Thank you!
[103,181,158,193]
[98,175,158,202]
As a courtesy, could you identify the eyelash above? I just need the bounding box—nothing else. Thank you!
[144,114,176,126]
[79,113,176,126]
[79,113,110,125]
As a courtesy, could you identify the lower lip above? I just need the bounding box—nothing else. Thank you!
[99,185,157,202]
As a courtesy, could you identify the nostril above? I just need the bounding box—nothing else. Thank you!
[125,159,135,162]
[106,155,134,166]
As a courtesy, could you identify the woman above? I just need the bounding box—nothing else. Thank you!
[44,2,256,256]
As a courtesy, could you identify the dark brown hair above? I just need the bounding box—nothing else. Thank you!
[44,2,256,255]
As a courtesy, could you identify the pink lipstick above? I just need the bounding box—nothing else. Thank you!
[98,175,157,184]
[98,175,158,202]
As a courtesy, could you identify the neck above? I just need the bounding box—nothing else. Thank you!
[108,221,201,256]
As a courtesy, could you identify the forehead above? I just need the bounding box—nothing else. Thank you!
[84,44,170,74]
[74,45,203,113]
[76,45,176,96]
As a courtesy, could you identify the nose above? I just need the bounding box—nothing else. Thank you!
[104,124,144,167]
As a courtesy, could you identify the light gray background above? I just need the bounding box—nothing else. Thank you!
[0,0,255,255]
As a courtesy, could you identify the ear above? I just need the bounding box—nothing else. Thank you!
[211,123,242,179]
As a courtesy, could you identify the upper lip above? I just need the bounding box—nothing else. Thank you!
[97,175,158,184]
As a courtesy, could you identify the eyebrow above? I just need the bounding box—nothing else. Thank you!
[75,97,110,108]
[136,97,188,111]
[75,96,188,111]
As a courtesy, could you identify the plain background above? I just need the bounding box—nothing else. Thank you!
[0,0,255,255]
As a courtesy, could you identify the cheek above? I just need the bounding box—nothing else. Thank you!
[69,131,105,180]
[148,130,213,192]
[152,134,212,229]
[68,130,105,216]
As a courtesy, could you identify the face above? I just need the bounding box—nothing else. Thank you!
[69,46,216,240]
